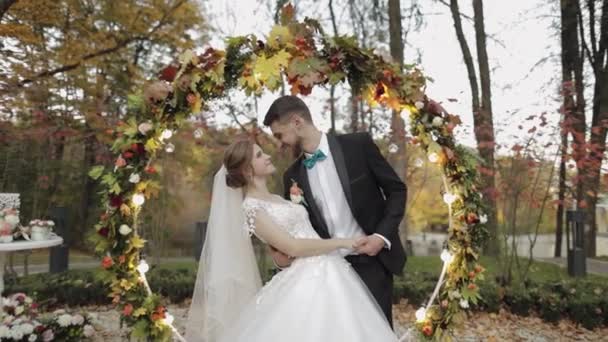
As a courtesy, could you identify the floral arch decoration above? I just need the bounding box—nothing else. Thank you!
[88,5,488,341]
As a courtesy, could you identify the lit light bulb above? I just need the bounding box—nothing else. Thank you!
[415,307,427,322]
[414,158,424,168]
[163,313,174,325]
[441,249,454,264]
[443,193,458,205]
[137,260,149,274]
[132,193,145,206]
[161,129,173,141]
[428,152,439,163]
[193,128,204,139]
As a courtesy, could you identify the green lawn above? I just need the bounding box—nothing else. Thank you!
[403,256,608,283]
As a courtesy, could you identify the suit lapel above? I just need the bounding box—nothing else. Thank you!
[296,158,331,239]
[326,133,354,210]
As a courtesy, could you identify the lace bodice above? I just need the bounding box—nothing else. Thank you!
[243,196,320,241]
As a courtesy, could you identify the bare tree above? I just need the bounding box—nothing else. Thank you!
[449,0,499,255]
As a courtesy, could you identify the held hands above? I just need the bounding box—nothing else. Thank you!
[352,235,386,256]
[269,245,294,268]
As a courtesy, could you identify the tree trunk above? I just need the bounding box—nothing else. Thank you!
[450,0,498,255]
[577,0,608,257]
[388,0,409,239]
[0,0,17,21]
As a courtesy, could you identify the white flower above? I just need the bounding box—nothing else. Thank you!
[10,327,24,340]
[29,334,37,342]
[20,323,34,335]
[449,290,461,299]
[479,214,488,224]
[165,142,175,153]
[432,116,444,127]
[459,299,470,309]
[129,173,141,184]
[119,224,132,236]
[3,314,14,324]
[388,143,399,154]
[0,325,10,338]
[24,296,33,304]
[193,128,204,139]
[15,305,24,315]
[441,249,454,264]
[290,194,303,204]
[138,122,154,135]
[5,214,19,227]
[132,193,145,206]
[48,221,54,227]
[137,260,149,274]
[415,101,425,110]
[42,329,54,342]
[71,314,84,325]
[83,324,95,337]
[57,314,73,327]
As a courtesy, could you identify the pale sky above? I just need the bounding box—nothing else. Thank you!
[201,0,560,154]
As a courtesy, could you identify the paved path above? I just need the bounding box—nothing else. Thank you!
[541,257,608,275]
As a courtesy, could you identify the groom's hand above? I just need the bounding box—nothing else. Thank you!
[269,245,293,269]
[354,235,385,256]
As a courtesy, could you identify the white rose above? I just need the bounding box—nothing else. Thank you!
[129,173,141,184]
[479,214,488,224]
[20,323,34,335]
[459,299,470,309]
[10,327,24,340]
[24,297,33,304]
[432,116,444,127]
[415,101,425,110]
[290,194,302,204]
[48,221,54,227]
[0,325,9,338]
[57,314,72,327]
[83,324,95,337]
[119,224,132,236]
[3,315,14,324]
[71,314,84,325]
[138,122,154,135]
[5,214,19,227]
[29,334,37,342]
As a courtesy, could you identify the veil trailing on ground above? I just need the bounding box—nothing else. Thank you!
[185,166,262,342]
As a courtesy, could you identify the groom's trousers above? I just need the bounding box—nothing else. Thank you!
[345,254,394,328]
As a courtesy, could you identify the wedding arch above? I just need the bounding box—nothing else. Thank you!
[88,5,488,341]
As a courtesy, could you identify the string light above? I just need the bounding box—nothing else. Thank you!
[193,128,204,139]
[137,259,149,274]
[415,307,427,322]
[160,129,173,140]
[165,143,175,153]
[440,249,454,265]
[388,143,399,153]
[132,193,145,207]
[428,152,439,163]
[442,193,458,205]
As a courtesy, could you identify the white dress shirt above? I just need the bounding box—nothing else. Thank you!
[305,134,391,254]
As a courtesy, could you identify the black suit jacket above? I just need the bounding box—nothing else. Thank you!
[283,132,407,275]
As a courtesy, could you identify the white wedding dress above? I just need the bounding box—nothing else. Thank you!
[217,196,399,342]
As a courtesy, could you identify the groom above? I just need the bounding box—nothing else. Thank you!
[264,95,407,326]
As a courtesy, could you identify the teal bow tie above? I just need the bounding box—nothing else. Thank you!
[303,149,327,169]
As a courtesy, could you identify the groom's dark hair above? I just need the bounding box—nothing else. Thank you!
[263,95,312,126]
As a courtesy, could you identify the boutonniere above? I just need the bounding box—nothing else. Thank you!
[289,180,308,206]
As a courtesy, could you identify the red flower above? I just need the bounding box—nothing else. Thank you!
[98,227,109,237]
[151,306,166,321]
[123,151,134,159]
[159,65,178,82]
[119,255,126,264]
[123,303,134,316]
[110,196,123,208]
[145,166,156,174]
[31,302,39,310]
[131,143,146,155]
[35,325,45,333]
[101,256,113,269]
[422,324,433,337]
[187,93,197,105]
[468,271,476,279]
[468,283,477,290]
[474,265,484,273]
[465,212,480,225]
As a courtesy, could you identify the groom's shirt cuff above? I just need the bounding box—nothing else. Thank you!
[373,233,391,250]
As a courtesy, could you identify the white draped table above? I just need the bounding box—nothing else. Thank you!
[0,235,63,295]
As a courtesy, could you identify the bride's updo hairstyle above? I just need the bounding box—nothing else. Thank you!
[224,138,254,188]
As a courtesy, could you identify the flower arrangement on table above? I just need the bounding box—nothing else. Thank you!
[1,293,96,341]
[0,209,20,243]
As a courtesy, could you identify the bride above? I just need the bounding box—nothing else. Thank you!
[185,138,399,342]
